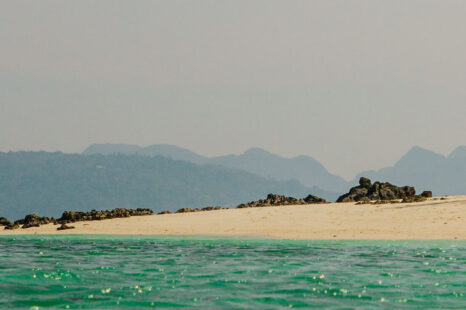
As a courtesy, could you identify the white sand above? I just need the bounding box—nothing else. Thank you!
[2,196,465,240]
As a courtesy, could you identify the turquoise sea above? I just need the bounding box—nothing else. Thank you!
[0,236,464,309]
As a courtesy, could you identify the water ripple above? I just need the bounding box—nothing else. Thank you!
[0,236,464,309]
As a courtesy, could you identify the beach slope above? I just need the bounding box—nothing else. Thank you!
[1,197,465,239]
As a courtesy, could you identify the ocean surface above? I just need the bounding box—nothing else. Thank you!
[0,236,464,309]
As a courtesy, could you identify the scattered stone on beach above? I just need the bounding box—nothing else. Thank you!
[336,177,424,203]
[161,193,326,214]
[169,206,225,214]
[237,193,327,209]
[6,208,154,230]
[4,222,19,230]
[15,214,54,229]
[356,198,401,205]
[0,217,12,227]
[57,223,75,231]
[201,206,225,211]
[176,208,201,213]
[57,208,153,224]
[157,210,172,215]
[303,194,327,204]
[402,196,427,203]
[420,191,433,198]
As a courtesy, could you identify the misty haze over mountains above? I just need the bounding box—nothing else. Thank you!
[85,143,466,197]
[1,152,333,220]
[1,144,465,220]
[84,144,348,193]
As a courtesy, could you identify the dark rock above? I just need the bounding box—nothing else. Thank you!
[236,193,326,209]
[0,217,11,226]
[57,223,75,231]
[201,206,225,211]
[337,177,418,203]
[303,194,327,204]
[157,211,172,215]
[420,191,433,198]
[176,208,201,213]
[4,223,19,230]
[57,208,154,224]
[359,177,372,189]
[17,214,53,229]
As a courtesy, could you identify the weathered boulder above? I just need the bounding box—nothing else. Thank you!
[337,177,418,202]
[303,194,327,204]
[4,223,19,230]
[16,214,54,229]
[0,217,12,226]
[420,191,433,198]
[359,177,372,189]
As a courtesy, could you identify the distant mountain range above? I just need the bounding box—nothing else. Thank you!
[2,144,465,219]
[354,146,466,196]
[0,152,333,220]
[84,144,349,193]
[85,143,466,197]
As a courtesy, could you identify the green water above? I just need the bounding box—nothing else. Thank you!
[0,236,464,309]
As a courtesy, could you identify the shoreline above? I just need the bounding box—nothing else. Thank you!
[1,196,465,240]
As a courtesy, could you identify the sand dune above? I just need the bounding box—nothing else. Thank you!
[2,196,466,239]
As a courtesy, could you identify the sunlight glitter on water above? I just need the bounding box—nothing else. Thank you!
[0,236,465,309]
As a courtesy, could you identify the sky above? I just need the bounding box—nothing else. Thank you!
[1,0,466,179]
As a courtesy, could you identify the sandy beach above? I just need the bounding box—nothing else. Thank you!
[2,196,465,239]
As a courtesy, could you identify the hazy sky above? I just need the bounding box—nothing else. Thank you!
[1,1,466,179]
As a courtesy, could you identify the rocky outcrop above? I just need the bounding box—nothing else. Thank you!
[0,217,12,227]
[337,177,430,203]
[4,223,20,230]
[236,193,326,209]
[164,194,326,214]
[1,217,18,230]
[4,208,154,230]
[303,194,327,204]
[57,208,153,224]
[420,191,433,198]
[15,214,55,229]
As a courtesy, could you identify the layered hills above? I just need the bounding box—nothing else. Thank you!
[355,146,466,196]
[0,151,329,220]
[84,144,348,193]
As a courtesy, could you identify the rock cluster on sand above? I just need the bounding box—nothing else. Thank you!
[2,214,55,230]
[155,194,326,214]
[3,208,154,230]
[337,177,432,203]
[174,206,225,214]
[236,193,326,209]
[57,208,153,224]
[0,217,13,227]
